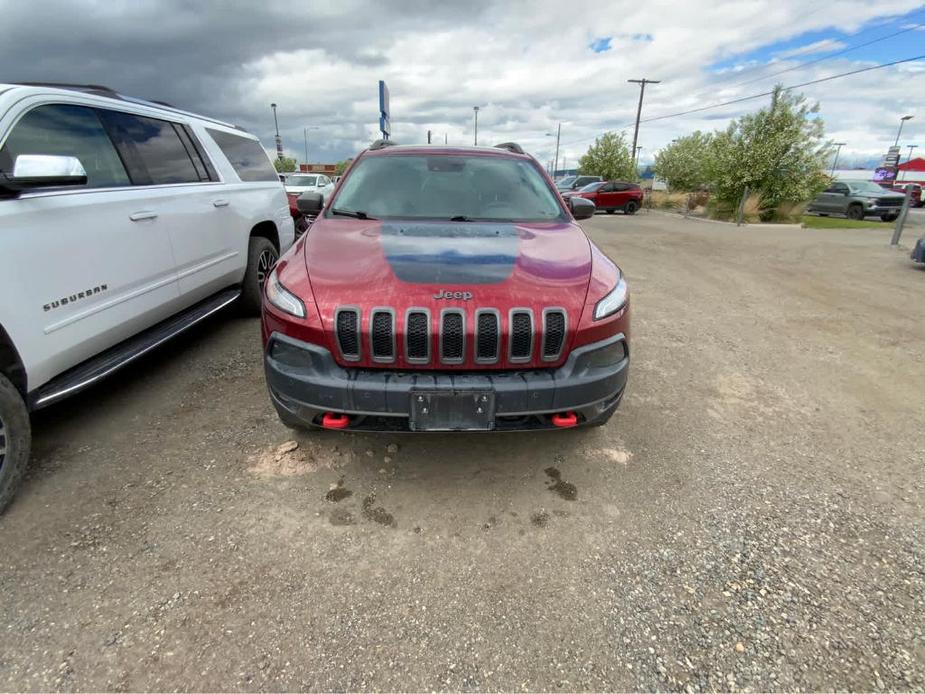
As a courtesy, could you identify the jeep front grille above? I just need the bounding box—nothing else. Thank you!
[332,306,566,366]
[335,308,360,360]
[440,310,465,364]
[542,309,567,361]
[405,310,430,363]
[509,309,533,362]
[370,309,395,362]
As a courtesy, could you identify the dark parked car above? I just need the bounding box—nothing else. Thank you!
[261,141,629,432]
[556,175,602,192]
[563,181,644,215]
[807,180,905,221]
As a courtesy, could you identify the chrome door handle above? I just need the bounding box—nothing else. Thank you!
[212,199,230,207]
[129,211,158,221]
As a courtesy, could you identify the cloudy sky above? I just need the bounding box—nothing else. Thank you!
[2,0,923,170]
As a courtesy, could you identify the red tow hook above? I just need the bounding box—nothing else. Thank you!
[321,412,351,429]
[550,411,579,428]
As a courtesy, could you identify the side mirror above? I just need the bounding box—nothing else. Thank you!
[297,191,324,215]
[569,196,595,220]
[2,154,87,192]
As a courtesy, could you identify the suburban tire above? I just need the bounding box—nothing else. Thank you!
[624,200,639,215]
[847,204,865,221]
[239,236,279,315]
[0,373,31,514]
[880,213,898,222]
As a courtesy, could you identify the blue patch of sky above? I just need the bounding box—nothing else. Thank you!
[708,7,925,74]
[589,37,612,53]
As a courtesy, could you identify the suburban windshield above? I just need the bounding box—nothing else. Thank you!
[847,181,886,195]
[579,182,605,192]
[330,154,565,222]
[288,175,318,186]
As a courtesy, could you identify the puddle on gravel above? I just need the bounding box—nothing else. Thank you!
[325,477,353,503]
[544,466,577,501]
[362,494,396,527]
[530,510,550,527]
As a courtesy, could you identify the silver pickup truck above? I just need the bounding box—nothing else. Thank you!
[807,180,905,222]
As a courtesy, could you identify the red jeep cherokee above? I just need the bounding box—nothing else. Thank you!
[261,142,629,432]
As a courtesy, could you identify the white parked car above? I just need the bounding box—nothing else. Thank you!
[0,82,294,512]
[284,172,334,200]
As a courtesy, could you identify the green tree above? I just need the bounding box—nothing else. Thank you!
[335,158,353,176]
[578,132,636,181]
[706,86,831,217]
[653,131,714,191]
[273,156,297,173]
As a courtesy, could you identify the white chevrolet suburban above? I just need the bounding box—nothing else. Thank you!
[0,83,294,512]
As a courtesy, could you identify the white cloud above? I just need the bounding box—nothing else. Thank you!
[775,39,848,59]
[2,0,923,168]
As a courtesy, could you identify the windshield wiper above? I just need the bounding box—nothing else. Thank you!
[330,208,375,220]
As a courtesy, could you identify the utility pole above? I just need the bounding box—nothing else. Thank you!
[546,123,561,178]
[830,142,847,176]
[628,78,660,165]
[906,144,918,163]
[473,106,480,146]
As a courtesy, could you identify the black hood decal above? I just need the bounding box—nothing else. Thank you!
[380,222,518,284]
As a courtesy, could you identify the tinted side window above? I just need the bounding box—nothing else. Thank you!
[99,111,202,185]
[0,104,130,188]
[206,129,278,182]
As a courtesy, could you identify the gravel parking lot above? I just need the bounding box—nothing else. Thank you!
[1,211,923,692]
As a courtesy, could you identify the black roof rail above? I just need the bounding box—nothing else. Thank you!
[369,139,398,150]
[15,82,120,98]
[494,142,525,154]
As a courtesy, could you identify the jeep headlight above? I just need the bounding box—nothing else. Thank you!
[594,275,628,320]
[266,268,306,318]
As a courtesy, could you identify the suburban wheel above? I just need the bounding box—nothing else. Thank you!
[880,213,898,222]
[847,204,865,221]
[0,373,31,514]
[624,200,639,215]
[239,236,279,315]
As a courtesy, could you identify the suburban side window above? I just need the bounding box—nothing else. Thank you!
[0,104,130,189]
[205,128,278,182]
[98,110,204,185]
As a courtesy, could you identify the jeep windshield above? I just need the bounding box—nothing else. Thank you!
[329,154,566,222]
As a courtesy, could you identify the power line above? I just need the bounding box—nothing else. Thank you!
[727,20,925,89]
[557,52,925,149]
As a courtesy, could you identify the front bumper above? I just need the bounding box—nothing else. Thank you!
[264,332,629,431]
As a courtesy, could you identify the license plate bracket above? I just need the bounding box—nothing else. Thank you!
[409,390,495,431]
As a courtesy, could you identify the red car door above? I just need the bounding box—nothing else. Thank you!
[596,182,617,209]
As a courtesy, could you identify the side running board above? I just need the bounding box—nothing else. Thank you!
[31,288,240,410]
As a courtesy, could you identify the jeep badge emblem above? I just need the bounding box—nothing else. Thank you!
[433,289,473,300]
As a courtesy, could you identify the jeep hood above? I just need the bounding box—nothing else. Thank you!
[302,218,591,319]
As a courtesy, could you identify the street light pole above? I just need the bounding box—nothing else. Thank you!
[303,126,319,167]
[894,115,913,147]
[270,103,283,161]
[628,78,660,165]
[906,144,918,163]
[830,142,847,176]
[546,123,561,177]
[473,106,480,146]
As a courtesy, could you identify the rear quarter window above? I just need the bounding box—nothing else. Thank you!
[206,129,278,182]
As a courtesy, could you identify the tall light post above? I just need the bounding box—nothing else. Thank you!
[830,142,847,176]
[906,144,919,163]
[628,78,660,164]
[270,103,283,161]
[546,122,561,178]
[473,106,480,146]
[303,126,319,166]
[894,115,913,147]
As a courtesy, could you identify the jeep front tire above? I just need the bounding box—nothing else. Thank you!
[0,373,31,514]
